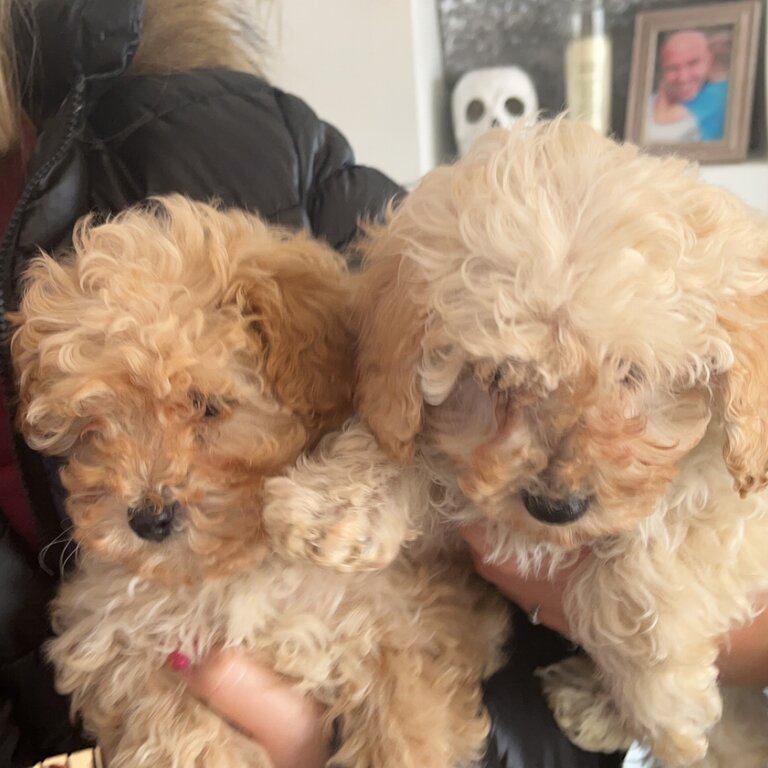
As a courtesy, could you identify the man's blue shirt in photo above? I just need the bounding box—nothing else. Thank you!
[684,81,729,141]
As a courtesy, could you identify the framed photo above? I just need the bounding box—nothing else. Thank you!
[625,1,761,163]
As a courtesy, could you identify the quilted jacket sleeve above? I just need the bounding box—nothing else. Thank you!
[273,89,405,254]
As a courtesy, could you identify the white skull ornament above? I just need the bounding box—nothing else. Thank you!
[451,66,539,156]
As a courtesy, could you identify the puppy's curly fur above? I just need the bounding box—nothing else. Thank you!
[274,121,768,766]
[11,196,508,768]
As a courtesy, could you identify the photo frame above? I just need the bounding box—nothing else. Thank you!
[625,1,761,163]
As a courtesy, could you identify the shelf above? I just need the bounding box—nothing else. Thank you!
[699,159,768,212]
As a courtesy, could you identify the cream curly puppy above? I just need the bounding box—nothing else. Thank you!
[10,196,508,768]
[270,121,768,767]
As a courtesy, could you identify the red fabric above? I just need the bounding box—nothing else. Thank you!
[0,120,35,235]
[0,119,40,548]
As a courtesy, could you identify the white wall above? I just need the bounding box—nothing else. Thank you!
[261,2,768,207]
[262,0,447,186]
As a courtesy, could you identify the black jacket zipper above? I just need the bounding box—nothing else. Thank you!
[0,78,86,547]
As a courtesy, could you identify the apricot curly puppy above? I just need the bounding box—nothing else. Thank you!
[273,121,768,767]
[11,196,508,768]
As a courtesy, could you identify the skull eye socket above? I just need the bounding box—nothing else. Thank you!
[466,98,486,123]
[504,97,525,117]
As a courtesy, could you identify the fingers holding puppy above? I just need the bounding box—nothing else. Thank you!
[460,522,585,640]
[169,649,331,768]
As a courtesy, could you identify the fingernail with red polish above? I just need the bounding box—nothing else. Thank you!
[167,650,191,672]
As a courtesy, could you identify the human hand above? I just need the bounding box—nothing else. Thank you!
[460,522,582,640]
[716,600,768,688]
[168,649,331,768]
[461,523,768,687]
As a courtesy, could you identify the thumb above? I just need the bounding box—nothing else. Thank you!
[460,523,522,583]
[169,649,331,768]
[459,522,490,556]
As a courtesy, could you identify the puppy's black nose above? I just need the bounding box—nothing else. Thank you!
[521,492,590,525]
[128,501,179,542]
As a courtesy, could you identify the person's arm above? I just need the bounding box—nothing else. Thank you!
[461,523,768,688]
[273,89,405,256]
[716,609,768,687]
[653,86,694,126]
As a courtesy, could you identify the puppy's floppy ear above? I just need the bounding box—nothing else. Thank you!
[719,293,768,496]
[10,253,98,455]
[353,233,426,463]
[234,232,355,436]
[676,183,768,497]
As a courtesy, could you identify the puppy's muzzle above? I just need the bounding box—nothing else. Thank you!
[521,492,590,525]
[128,500,180,542]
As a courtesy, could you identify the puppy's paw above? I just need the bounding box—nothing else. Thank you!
[538,656,635,754]
[263,420,419,572]
[265,481,409,572]
[652,730,708,767]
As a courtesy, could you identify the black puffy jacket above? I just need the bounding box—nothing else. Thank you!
[0,2,624,766]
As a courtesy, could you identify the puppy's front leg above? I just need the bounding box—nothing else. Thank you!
[538,655,636,754]
[104,669,271,768]
[264,418,423,572]
[50,625,269,768]
[555,560,723,767]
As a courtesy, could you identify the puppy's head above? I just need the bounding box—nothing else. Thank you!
[355,120,768,549]
[12,196,353,583]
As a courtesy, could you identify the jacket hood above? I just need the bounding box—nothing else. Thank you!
[14,0,142,128]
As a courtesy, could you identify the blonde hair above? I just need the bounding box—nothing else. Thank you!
[0,0,21,154]
[131,0,268,78]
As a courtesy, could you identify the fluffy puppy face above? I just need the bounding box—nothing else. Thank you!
[355,121,768,550]
[12,196,354,583]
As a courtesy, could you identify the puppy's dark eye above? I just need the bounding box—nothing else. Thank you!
[475,364,506,392]
[203,402,220,419]
[191,392,222,419]
[620,363,645,388]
